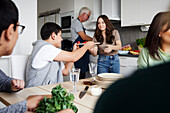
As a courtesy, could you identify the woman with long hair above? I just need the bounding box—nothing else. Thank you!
[137,11,170,69]
[90,15,122,74]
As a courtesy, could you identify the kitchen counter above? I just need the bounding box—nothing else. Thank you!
[118,53,139,57]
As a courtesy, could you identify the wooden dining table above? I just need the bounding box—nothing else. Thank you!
[0,78,104,113]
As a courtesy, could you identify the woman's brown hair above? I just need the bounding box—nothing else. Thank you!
[94,15,115,44]
[145,11,170,60]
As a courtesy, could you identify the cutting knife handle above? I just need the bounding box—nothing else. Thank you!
[85,86,89,91]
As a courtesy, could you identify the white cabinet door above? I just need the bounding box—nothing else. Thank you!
[121,0,138,26]
[84,0,101,21]
[121,0,170,27]
[119,56,138,77]
[138,0,157,25]
[157,0,170,12]
[102,0,120,20]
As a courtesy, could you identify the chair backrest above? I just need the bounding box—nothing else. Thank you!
[10,54,29,81]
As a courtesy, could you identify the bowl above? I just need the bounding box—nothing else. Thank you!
[118,50,129,54]
[90,85,102,96]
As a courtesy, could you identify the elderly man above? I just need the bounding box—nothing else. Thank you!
[71,7,93,79]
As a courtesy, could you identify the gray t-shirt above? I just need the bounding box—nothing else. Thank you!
[71,19,84,42]
[94,30,121,56]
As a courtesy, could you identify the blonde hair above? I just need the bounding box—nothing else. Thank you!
[79,7,91,16]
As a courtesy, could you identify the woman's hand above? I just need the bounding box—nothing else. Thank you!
[104,45,113,53]
[11,79,25,91]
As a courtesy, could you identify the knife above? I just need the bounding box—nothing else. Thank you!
[79,86,89,99]
[77,42,100,46]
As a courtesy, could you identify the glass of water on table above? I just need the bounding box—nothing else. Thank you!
[88,62,97,82]
[70,68,81,93]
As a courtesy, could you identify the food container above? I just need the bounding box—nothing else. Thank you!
[90,85,102,96]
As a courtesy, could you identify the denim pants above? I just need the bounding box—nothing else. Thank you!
[97,54,120,74]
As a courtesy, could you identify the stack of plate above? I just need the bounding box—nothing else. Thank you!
[93,73,124,89]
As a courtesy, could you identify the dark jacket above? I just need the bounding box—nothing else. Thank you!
[94,62,170,113]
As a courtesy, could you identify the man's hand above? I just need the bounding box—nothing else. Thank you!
[58,109,75,113]
[84,41,95,49]
[27,95,44,112]
[11,79,25,91]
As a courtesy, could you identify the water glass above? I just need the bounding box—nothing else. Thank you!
[70,68,81,93]
[88,62,97,81]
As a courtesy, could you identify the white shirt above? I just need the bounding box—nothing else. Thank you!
[32,45,64,69]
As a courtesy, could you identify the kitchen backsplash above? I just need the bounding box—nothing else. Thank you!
[113,22,147,50]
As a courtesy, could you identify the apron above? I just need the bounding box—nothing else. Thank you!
[73,26,89,73]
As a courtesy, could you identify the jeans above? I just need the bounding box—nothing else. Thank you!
[97,54,120,74]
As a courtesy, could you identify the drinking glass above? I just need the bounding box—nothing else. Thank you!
[88,62,97,81]
[70,68,81,93]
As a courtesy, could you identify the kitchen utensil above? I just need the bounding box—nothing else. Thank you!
[79,86,89,99]
[83,81,95,85]
[77,42,100,46]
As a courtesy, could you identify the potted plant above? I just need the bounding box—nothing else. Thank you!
[136,37,146,51]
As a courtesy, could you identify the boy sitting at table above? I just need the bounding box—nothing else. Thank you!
[25,22,94,87]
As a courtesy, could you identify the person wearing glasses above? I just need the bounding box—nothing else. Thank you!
[71,7,93,79]
[0,0,74,113]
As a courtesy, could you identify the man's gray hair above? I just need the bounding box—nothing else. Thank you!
[79,7,91,16]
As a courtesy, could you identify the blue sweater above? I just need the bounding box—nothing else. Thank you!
[0,69,27,113]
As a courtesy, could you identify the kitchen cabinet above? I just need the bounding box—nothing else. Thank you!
[121,0,170,27]
[119,56,138,77]
[102,0,120,20]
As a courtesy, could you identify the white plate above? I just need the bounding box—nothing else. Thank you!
[98,73,123,80]
[93,77,113,89]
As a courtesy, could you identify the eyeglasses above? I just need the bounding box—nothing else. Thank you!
[17,25,25,34]
[85,13,90,19]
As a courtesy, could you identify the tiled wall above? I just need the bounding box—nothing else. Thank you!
[113,22,147,49]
